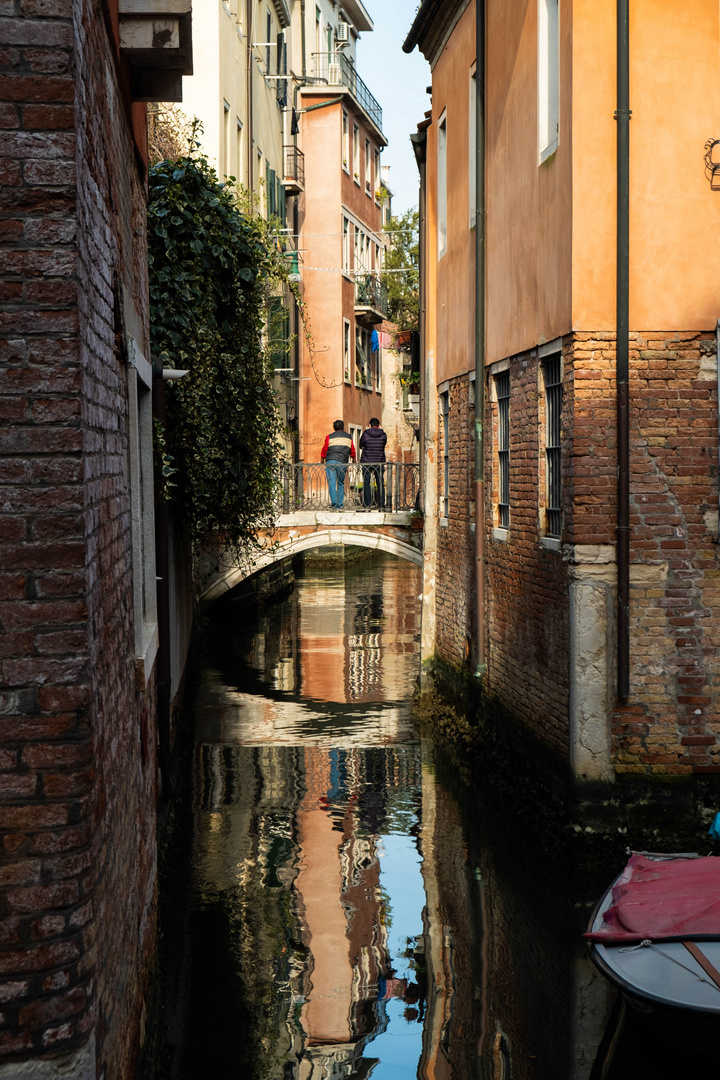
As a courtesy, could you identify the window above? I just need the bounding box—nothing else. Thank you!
[542,353,562,537]
[342,217,350,274]
[437,110,447,257]
[355,326,371,388]
[349,424,362,458]
[342,111,349,171]
[440,390,449,520]
[353,123,360,182]
[125,337,158,684]
[266,8,272,75]
[365,138,371,194]
[374,149,380,200]
[538,0,559,162]
[223,100,230,176]
[343,319,351,382]
[236,118,243,183]
[469,65,476,228]
[496,371,510,528]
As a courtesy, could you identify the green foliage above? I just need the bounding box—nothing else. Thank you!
[148,151,284,552]
[383,207,419,332]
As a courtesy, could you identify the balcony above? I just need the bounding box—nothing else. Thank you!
[311,52,383,135]
[282,144,304,194]
[354,273,388,324]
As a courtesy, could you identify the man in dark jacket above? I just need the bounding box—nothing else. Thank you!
[320,419,356,509]
[359,418,387,509]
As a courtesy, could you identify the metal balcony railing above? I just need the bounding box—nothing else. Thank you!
[274,462,420,514]
[283,144,305,187]
[311,52,383,132]
[354,273,388,317]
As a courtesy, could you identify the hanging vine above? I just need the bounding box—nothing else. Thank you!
[148,145,285,555]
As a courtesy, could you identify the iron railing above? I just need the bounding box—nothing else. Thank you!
[283,144,304,187]
[355,273,388,317]
[275,462,420,514]
[311,52,383,132]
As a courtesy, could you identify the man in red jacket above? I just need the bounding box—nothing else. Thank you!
[320,419,356,509]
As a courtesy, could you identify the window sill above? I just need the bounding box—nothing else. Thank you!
[439,517,449,528]
[493,527,509,542]
[540,536,561,552]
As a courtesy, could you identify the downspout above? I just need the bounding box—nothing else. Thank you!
[616,0,631,700]
[246,0,253,191]
[716,320,720,523]
[474,0,486,678]
[410,129,427,506]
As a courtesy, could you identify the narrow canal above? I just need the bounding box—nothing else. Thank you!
[155,553,717,1080]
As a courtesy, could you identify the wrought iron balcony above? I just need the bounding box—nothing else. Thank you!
[354,273,388,323]
[311,52,383,133]
[282,144,304,193]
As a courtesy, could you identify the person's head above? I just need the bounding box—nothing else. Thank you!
[369,418,380,428]
[333,419,345,431]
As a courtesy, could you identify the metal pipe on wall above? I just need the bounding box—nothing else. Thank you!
[716,320,720,523]
[474,0,487,677]
[616,0,631,700]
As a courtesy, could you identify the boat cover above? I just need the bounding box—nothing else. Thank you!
[586,853,720,943]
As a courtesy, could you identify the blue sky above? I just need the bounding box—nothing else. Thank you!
[358,2,431,216]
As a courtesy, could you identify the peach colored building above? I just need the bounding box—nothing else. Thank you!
[288,1,389,462]
[406,0,720,781]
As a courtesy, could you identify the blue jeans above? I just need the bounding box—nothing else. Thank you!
[325,463,347,507]
[362,464,385,509]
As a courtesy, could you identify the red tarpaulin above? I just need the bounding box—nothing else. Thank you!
[586,854,720,943]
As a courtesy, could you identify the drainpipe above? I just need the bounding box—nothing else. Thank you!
[246,0,253,191]
[474,0,486,678]
[616,0,631,700]
[716,320,720,523]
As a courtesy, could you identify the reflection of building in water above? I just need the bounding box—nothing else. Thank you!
[242,559,421,705]
[195,741,421,1076]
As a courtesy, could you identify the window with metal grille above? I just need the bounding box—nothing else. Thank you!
[496,371,510,527]
[543,354,562,536]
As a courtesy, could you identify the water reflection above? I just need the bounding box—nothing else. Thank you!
[159,555,700,1080]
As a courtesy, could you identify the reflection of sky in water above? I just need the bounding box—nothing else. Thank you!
[369,832,425,1079]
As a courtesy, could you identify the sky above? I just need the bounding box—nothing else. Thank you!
[358,1,431,216]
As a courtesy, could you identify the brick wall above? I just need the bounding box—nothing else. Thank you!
[434,375,477,669]
[0,0,158,1074]
[483,351,571,758]
[433,332,720,775]
[569,332,720,775]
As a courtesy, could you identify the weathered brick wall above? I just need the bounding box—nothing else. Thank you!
[0,0,158,1073]
[434,376,476,670]
[436,332,720,775]
[482,352,571,758]
[570,332,720,775]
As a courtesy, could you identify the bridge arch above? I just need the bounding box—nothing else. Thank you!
[199,527,423,607]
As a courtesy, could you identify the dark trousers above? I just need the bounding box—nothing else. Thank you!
[362,464,385,509]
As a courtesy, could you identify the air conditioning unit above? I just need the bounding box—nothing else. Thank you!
[336,21,349,42]
[327,62,342,85]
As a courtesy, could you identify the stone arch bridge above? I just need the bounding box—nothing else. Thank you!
[199,508,423,608]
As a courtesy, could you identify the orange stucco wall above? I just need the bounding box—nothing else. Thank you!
[485,0,572,362]
[572,0,720,331]
[299,94,383,461]
[426,4,476,385]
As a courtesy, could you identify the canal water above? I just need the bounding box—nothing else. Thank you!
[156,553,717,1080]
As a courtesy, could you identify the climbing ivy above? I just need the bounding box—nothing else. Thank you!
[148,149,285,553]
